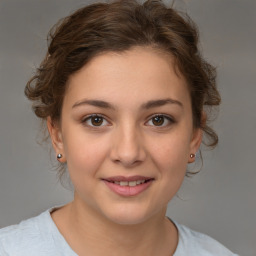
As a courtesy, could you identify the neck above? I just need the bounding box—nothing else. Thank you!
[51,195,178,256]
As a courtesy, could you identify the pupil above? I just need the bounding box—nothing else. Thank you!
[92,116,103,126]
[153,116,164,126]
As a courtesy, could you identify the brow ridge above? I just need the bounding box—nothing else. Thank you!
[141,98,183,109]
[72,99,115,109]
[72,98,183,110]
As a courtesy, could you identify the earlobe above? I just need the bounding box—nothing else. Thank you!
[188,112,206,163]
[47,117,64,154]
[188,127,202,163]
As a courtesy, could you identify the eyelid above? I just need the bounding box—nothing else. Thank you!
[145,113,175,127]
[81,114,111,127]
[80,113,175,128]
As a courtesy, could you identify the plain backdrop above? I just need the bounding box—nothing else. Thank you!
[0,0,255,255]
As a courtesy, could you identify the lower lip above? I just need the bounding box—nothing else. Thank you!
[103,180,153,197]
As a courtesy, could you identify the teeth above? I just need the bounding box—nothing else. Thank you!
[113,180,147,186]
[128,181,137,187]
[120,181,128,186]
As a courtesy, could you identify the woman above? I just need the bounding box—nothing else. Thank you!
[0,0,239,255]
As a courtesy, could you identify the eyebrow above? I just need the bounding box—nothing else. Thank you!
[72,99,115,110]
[141,98,183,109]
[72,98,183,110]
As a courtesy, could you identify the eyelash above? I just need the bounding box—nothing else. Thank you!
[145,114,175,127]
[81,114,175,128]
[82,114,110,127]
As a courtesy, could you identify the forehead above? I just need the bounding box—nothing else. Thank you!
[64,47,190,109]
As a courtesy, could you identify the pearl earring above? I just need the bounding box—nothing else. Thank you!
[57,154,62,160]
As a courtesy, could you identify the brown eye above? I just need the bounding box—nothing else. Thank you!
[146,114,174,127]
[83,115,109,127]
[91,116,103,126]
[152,116,164,126]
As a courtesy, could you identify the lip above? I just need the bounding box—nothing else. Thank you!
[103,175,153,182]
[102,176,154,197]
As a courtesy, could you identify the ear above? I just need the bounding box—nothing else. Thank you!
[47,117,66,163]
[188,113,205,163]
[188,127,202,163]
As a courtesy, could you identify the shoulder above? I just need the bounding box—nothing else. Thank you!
[0,210,57,256]
[173,222,239,256]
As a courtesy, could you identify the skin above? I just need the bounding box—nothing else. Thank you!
[47,47,202,256]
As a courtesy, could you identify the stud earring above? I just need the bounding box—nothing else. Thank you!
[57,154,62,160]
[190,153,195,158]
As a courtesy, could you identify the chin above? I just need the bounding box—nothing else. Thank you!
[101,204,157,226]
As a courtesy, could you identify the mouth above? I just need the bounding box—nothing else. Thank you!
[103,176,154,186]
[104,179,153,186]
[102,176,154,196]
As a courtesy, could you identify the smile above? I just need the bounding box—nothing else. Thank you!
[111,180,146,186]
[102,176,154,196]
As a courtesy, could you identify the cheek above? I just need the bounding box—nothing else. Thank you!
[147,132,191,176]
[62,128,110,179]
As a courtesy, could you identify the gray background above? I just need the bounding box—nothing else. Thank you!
[0,0,255,255]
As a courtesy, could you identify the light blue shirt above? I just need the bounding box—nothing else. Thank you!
[0,208,238,256]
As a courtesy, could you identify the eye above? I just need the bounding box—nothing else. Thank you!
[82,114,109,127]
[146,114,174,127]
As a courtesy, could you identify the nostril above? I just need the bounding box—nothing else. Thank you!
[113,158,143,168]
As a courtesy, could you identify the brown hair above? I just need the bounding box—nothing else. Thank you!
[25,0,220,175]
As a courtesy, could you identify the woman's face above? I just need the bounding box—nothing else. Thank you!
[49,47,202,224]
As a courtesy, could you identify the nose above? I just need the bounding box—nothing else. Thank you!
[110,123,146,167]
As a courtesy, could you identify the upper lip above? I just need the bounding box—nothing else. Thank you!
[102,176,154,182]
